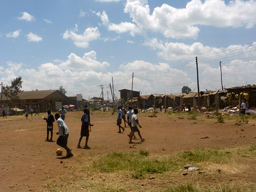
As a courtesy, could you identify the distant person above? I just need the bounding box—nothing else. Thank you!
[127,106,135,139]
[55,113,73,158]
[241,100,246,115]
[77,109,93,149]
[182,103,186,112]
[117,106,124,133]
[2,109,7,118]
[122,106,127,128]
[25,111,28,119]
[187,103,191,112]
[35,107,39,116]
[84,104,91,131]
[59,107,67,120]
[129,108,145,143]
[43,110,55,142]
[30,108,34,117]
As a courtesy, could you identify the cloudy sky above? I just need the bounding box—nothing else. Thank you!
[1,0,256,100]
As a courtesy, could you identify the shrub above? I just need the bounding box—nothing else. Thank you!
[217,114,224,123]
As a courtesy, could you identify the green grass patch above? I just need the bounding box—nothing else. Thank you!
[187,111,198,120]
[92,147,256,179]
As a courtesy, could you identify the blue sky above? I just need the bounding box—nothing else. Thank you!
[0,0,256,100]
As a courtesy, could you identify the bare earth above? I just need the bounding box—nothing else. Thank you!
[1,111,256,191]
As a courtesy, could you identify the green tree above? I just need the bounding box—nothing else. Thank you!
[59,86,67,95]
[181,86,191,94]
[2,77,23,100]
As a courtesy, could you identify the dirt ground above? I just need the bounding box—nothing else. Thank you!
[1,110,256,191]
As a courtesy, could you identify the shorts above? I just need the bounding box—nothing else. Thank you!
[57,135,68,147]
[131,126,139,132]
[81,124,89,136]
[47,125,53,129]
[117,119,121,125]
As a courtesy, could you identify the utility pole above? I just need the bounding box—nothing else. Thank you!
[131,72,134,106]
[219,61,224,91]
[196,57,200,111]
[112,77,115,104]
[1,82,3,105]
[99,85,104,104]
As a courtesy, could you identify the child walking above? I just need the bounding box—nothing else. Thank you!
[55,113,73,158]
[129,109,145,143]
[77,109,92,149]
[43,110,55,141]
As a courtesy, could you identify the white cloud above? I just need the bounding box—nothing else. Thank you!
[26,32,42,42]
[124,0,256,39]
[96,0,120,2]
[6,30,21,38]
[1,45,256,99]
[59,51,110,71]
[63,27,100,48]
[18,12,35,22]
[145,39,256,63]
[127,40,135,44]
[97,11,141,36]
[145,38,224,61]
[43,19,52,24]
[79,10,87,18]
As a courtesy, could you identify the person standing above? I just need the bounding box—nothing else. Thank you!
[43,110,55,141]
[129,108,145,143]
[59,106,67,120]
[30,108,34,117]
[77,109,91,149]
[127,106,134,138]
[117,106,124,133]
[25,111,28,119]
[55,113,73,158]
[84,104,91,132]
[241,100,246,115]
[2,109,7,118]
[122,106,127,128]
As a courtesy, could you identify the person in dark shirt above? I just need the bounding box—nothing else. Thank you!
[43,110,55,141]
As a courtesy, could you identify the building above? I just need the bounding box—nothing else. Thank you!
[119,89,140,103]
[1,90,70,113]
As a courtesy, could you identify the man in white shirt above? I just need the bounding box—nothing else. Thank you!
[59,107,67,120]
[117,106,124,133]
[127,106,134,138]
[129,109,145,143]
[55,113,73,158]
[241,100,246,115]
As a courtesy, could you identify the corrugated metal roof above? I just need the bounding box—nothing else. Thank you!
[227,84,256,90]
[140,95,152,99]
[1,90,60,100]
[182,92,198,98]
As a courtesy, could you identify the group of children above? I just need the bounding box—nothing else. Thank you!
[43,105,145,158]
[43,106,91,158]
[117,106,145,144]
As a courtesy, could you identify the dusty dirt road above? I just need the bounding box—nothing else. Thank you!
[1,111,256,191]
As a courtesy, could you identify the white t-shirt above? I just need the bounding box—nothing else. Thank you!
[131,113,138,127]
[117,108,122,119]
[241,102,246,110]
[56,118,69,136]
[127,109,134,123]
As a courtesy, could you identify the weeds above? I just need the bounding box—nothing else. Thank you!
[187,112,198,120]
[217,114,225,123]
[235,115,249,125]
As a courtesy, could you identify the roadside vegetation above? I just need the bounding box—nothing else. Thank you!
[43,145,256,192]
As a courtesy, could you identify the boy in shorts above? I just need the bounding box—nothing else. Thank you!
[55,113,73,158]
[129,109,145,143]
[77,109,92,149]
[117,106,124,133]
[43,110,55,141]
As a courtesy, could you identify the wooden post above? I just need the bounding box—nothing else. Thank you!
[196,57,200,111]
